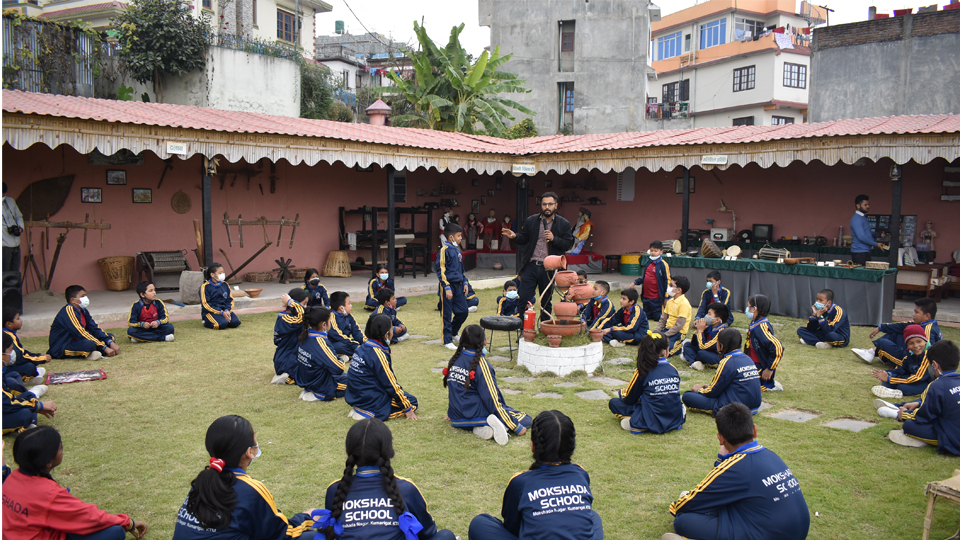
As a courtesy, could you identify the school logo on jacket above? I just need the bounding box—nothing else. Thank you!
[526,483,592,515]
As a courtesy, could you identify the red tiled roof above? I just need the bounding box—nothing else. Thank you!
[39,1,126,18]
[3,90,959,156]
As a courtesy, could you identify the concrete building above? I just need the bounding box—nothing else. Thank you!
[650,0,825,128]
[809,7,960,122]
[479,0,660,135]
[315,32,412,91]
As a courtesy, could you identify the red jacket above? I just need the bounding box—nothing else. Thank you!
[2,469,131,540]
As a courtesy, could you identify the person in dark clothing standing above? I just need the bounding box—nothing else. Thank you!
[502,193,575,322]
[850,194,886,266]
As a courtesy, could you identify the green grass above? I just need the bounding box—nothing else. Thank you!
[6,289,960,539]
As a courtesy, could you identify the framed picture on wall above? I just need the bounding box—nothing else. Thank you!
[471,178,479,186]
[132,188,152,203]
[472,200,479,213]
[80,188,102,203]
[495,177,503,190]
[544,180,553,188]
[481,196,487,205]
[675,177,696,194]
[106,170,126,185]
[487,189,495,197]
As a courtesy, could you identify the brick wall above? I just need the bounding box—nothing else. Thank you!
[814,9,960,51]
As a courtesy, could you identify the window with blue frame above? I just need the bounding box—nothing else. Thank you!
[699,18,726,49]
[564,88,575,112]
[657,32,682,60]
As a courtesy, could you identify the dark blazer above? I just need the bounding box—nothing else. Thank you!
[513,213,574,271]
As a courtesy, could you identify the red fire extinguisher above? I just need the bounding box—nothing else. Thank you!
[523,307,536,331]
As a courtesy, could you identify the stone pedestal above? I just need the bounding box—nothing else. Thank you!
[517,340,603,376]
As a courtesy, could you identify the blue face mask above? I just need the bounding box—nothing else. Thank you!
[481,347,488,356]
[745,307,754,318]
[379,274,389,281]
[814,302,826,310]
[707,282,714,290]
[650,254,661,260]
[506,290,518,300]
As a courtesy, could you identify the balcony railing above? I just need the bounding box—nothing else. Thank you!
[208,33,301,61]
[646,101,690,120]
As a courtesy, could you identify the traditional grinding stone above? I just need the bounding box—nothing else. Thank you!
[179,271,204,305]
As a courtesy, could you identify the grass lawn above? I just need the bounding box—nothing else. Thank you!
[6,288,960,539]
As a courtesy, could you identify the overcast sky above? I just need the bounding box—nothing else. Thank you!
[317,0,937,56]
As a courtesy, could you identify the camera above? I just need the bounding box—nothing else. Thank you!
[6,224,22,237]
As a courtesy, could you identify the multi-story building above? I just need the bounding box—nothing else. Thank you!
[649,0,826,128]
[315,31,412,92]
[479,0,660,135]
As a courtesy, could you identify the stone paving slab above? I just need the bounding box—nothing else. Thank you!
[758,402,773,412]
[606,357,635,365]
[407,335,430,339]
[423,339,443,345]
[501,388,522,395]
[487,355,512,362]
[575,390,609,400]
[824,418,877,432]
[770,409,819,423]
[502,376,535,383]
[589,377,625,386]
[553,382,580,388]
[534,392,563,399]
[431,367,444,373]
[497,346,514,352]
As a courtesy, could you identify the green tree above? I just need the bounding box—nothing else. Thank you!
[300,61,334,120]
[114,0,210,103]
[383,22,534,137]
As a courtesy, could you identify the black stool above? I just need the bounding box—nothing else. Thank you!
[398,244,429,278]
[479,316,524,361]
[605,254,620,273]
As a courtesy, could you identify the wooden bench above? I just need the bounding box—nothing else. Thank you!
[896,263,947,301]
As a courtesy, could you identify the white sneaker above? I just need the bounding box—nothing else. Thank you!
[29,384,47,398]
[165,334,175,342]
[609,340,625,348]
[87,351,102,361]
[443,343,458,350]
[888,429,928,448]
[772,380,784,391]
[473,425,494,440]
[872,385,903,399]
[874,399,897,410]
[691,361,705,371]
[799,338,807,345]
[395,334,410,342]
[468,306,478,313]
[815,342,833,349]
[878,407,899,419]
[487,414,509,446]
[24,368,46,387]
[129,337,138,343]
[453,335,461,343]
[661,534,684,540]
[853,348,875,363]
[682,339,692,347]
[299,390,319,401]
[270,373,289,385]
[681,404,687,419]
[620,417,632,431]
[347,409,366,421]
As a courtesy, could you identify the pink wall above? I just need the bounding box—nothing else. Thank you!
[4,142,957,293]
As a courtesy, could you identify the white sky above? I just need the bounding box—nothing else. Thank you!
[316,0,940,56]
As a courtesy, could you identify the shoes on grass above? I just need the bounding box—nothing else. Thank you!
[682,339,692,347]
[165,334,175,342]
[443,343,458,350]
[87,351,102,361]
[473,425,494,440]
[29,385,47,398]
[853,347,875,363]
[129,337,138,343]
[874,399,898,410]
[270,373,289,385]
[620,417,632,431]
[347,409,366,421]
[878,407,899,419]
[487,414,508,446]
[661,534,684,540]
[799,338,807,345]
[872,385,903,399]
[24,368,46,387]
[815,342,833,349]
[888,429,928,448]
[609,340,624,348]
[453,335,461,343]
[772,380,784,391]
[468,306,478,313]
[395,334,410,342]
[299,390,319,401]
[691,361,705,371]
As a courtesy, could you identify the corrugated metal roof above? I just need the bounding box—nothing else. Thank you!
[39,1,126,18]
[3,89,959,174]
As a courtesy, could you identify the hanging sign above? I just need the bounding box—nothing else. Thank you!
[166,142,187,155]
[512,164,536,175]
[701,155,728,165]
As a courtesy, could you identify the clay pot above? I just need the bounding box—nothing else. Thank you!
[554,270,578,290]
[553,301,579,319]
[566,283,595,305]
[244,288,263,298]
[547,335,562,347]
[523,328,536,342]
[588,329,603,342]
[544,254,567,270]
[540,319,586,337]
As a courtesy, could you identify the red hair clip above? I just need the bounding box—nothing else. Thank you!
[442,368,449,376]
[469,371,476,380]
[209,457,225,472]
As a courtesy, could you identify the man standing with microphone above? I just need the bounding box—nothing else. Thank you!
[502,192,574,322]
[850,194,887,266]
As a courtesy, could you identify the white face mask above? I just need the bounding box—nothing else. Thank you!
[706,282,714,290]
[506,291,518,300]
[3,351,15,367]
[666,286,675,296]
[216,272,226,282]
[252,444,261,462]
[79,296,90,309]
[745,307,755,318]
[379,273,389,281]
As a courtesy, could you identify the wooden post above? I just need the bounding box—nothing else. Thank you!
[202,169,214,268]
[387,165,396,278]
[884,165,903,321]
[515,175,529,273]
[681,167,691,252]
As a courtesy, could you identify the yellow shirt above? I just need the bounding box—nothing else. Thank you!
[664,295,692,336]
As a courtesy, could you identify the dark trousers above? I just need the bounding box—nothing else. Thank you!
[441,282,468,344]
[851,251,870,266]
[641,297,663,321]
[2,245,20,273]
[202,312,241,330]
[667,333,684,357]
[65,525,127,540]
[468,511,603,540]
[7,361,40,379]
[2,407,37,434]
[874,334,907,365]
[903,420,939,446]
[518,263,555,322]
[673,510,721,540]
[128,323,175,342]
[603,329,641,344]
[331,340,359,357]
[796,327,847,347]
[367,296,407,310]
[882,379,930,396]
[682,343,721,367]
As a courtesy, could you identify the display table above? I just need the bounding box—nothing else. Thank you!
[621,254,898,326]
[690,241,887,261]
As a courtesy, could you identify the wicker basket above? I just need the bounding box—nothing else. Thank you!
[865,261,890,270]
[322,250,352,277]
[245,271,274,283]
[289,268,307,280]
[97,256,135,291]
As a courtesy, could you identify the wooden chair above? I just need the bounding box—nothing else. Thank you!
[896,263,947,301]
[922,470,960,540]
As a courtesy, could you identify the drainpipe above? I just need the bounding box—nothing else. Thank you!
[558,20,562,72]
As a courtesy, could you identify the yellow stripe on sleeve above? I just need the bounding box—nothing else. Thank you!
[66,307,104,346]
[479,359,517,431]
[760,323,783,370]
[376,348,411,410]
[670,453,746,515]
[199,283,221,314]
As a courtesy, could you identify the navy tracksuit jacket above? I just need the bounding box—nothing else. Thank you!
[882,348,933,396]
[695,286,734,326]
[496,295,522,317]
[365,277,407,310]
[200,280,240,329]
[272,303,305,377]
[302,282,330,308]
[446,349,530,433]
[127,298,174,342]
[47,304,116,358]
[609,359,685,434]
[874,319,942,365]
[295,330,347,401]
[582,296,615,331]
[330,311,364,357]
[682,350,762,415]
[3,329,46,380]
[744,317,783,390]
[437,240,469,344]
[374,304,406,343]
[602,305,648,345]
[901,371,960,455]
[2,371,44,434]
[173,467,314,540]
[797,304,849,347]
[345,340,417,420]
[670,441,810,540]
[682,323,727,367]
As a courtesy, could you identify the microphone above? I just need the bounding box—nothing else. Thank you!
[542,218,551,242]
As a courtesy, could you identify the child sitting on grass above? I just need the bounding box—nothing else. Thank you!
[682,302,729,371]
[329,291,364,360]
[47,285,119,360]
[443,325,530,445]
[870,324,933,400]
[653,276,692,358]
[496,280,523,318]
[608,331,685,434]
[2,333,54,435]
[200,263,241,330]
[127,281,175,343]
[374,288,409,344]
[744,295,784,392]
[317,418,455,540]
[469,410,603,540]
[345,314,418,422]
[270,289,309,385]
[601,288,648,347]
[694,270,733,326]
[3,305,49,386]
[796,288,849,349]
[295,306,347,402]
[581,280,615,331]
[854,297,941,365]
[301,267,329,308]
[682,328,762,416]
[366,264,406,311]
